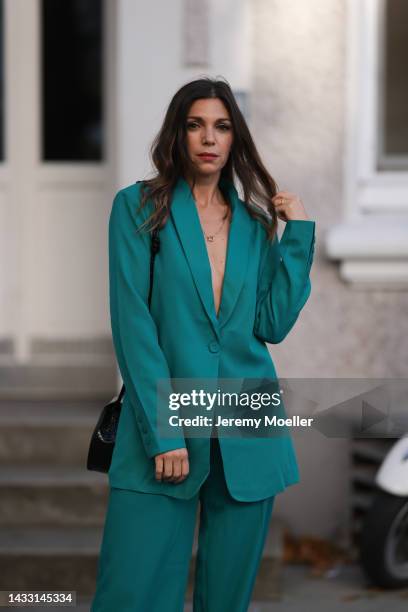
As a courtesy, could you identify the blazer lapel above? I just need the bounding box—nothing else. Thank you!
[170,175,251,340]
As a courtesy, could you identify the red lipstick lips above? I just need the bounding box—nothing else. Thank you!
[198,153,218,160]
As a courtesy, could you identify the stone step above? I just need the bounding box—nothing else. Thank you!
[0,399,108,466]
[0,526,101,597]
[0,519,284,601]
[0,465,108,526]
[0,363,117,400]
[1,463,283,559]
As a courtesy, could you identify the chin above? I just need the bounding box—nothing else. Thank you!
[191,166,220,179]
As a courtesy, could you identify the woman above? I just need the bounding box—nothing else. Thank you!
[91,77,316,612]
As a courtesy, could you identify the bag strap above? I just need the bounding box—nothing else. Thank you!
[117,182,161,403]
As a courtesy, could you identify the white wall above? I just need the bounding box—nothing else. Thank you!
[115,0,251,189]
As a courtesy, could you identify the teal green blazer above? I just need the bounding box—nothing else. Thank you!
[108,175,316,501]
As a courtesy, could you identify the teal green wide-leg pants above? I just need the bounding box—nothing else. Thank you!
[90,436,275,612]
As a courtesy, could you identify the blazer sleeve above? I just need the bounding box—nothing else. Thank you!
[253,219,316,344]
[109,186,186,459]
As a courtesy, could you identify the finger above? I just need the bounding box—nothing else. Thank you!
[171,459,182,481]
[272,194,286,203]
[273,194,293,204]
[274,199,295,210]
[273,191,297,203]
[171,458,190,484]
[155,457,164,482]
[272,196,287,207]
[162,457,174,481]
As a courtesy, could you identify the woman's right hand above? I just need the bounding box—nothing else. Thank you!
[154,448,189,484]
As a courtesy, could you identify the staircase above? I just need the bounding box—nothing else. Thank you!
[0,399,284,610]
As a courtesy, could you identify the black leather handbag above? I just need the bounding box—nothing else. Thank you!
[86,216,161,473]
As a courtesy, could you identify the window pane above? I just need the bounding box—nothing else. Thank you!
[41,0,104,161]
[380,0,408,169]
[0,0,4,161]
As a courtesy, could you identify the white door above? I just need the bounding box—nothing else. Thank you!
[1,0,116,380]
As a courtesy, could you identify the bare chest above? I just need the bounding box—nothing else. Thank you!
[199,211,232,317]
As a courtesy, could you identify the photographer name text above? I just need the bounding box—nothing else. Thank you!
[168,414,314,428]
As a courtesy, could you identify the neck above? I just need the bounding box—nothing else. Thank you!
[185,173,225,210]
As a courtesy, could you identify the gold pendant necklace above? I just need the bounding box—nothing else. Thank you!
[201,208,230,242]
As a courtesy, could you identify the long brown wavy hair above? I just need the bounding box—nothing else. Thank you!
[135,76,280,242]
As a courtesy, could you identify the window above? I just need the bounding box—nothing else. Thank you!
[378,0,408,170]
[0,0,4,161]
[325,0,408,286]
[41,0,104,161]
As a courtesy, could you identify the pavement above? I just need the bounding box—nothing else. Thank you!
[238,563,408,612]
[7,563,408,611]
[187,562,408,612]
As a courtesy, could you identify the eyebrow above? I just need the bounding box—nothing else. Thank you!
[187,115,231,122]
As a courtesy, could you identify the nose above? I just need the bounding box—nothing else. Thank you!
[202,128,215,145]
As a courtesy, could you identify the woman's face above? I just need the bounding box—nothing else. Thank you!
[184,97,233,179]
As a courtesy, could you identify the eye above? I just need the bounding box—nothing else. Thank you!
[186,121,231,131]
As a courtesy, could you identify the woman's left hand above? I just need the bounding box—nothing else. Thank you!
[271,191,310,222]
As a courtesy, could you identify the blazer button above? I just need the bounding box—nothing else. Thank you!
[208,341,220,353]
